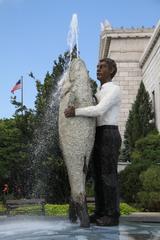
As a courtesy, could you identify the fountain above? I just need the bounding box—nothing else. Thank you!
[0,215,159,240]
[0,13,159,240]
[28,13,80,199]
[67,13,79,60]
[29,71,66,199]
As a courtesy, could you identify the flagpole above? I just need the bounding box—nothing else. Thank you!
[21,76,23,115]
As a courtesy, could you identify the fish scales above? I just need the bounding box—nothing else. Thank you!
[58,58,96,227]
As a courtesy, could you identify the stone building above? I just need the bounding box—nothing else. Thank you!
[139,20,160,132]
[99,20,160,138]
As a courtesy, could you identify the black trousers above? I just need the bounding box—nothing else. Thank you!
[93,125,122,217]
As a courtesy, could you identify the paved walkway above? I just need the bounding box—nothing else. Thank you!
[121,212,160,223]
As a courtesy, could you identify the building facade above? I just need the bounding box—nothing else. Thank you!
[99,20,160,138]
[139,20,160,132]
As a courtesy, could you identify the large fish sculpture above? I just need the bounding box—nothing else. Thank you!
[58,58,96,227]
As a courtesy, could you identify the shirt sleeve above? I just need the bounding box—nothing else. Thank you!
[75,86,120,117]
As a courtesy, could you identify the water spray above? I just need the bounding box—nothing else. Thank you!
[67,13,79,61]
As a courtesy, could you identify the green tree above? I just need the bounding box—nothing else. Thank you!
[35,48,76,118]
[131,133,160,164]
[90,77,97,96]
[119,132,160,204]
[0,46,97,203]
[0,116,33,197]
[121,81,156,162]
[119,162,149,203]
[0,85,35,198]
[137,165,160,211]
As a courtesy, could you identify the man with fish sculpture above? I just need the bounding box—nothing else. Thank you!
[60,57,121,227]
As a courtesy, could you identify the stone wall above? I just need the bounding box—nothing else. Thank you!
[99,27,154,139]
[113,61,142,138]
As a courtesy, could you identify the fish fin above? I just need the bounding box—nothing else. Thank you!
[75,197,90,228]
[69,198,78,223]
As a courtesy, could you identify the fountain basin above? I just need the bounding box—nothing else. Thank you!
[0,216,159,240]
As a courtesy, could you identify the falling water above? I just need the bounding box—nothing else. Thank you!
[67,13,79,60]
[28,14,79,198]
[29,72,69,198]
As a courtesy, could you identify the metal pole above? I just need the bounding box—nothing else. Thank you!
[21,76,23,115]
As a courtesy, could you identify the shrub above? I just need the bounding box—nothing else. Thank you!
[120,203,138,215]
[11,205,42,216]
[137,192,160,211]
[0,201,6,214]
[137,166,160,211]
[45,204,69,216]
[131,134,160,163]
[88,203,138,216]
[131,133,160,164]
[119,162,149,203]
[0,202,138,216]
[120,133,160,204]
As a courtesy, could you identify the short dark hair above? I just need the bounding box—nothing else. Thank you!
[100,58,117,79]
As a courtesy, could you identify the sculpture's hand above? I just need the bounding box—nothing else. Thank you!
[64,106,75,118]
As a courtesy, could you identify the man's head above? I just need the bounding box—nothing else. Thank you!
[97,58,117,84]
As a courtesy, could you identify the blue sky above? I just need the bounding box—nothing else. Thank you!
[0,0,159,119]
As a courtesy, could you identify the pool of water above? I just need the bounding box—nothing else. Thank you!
[0,216,159,240]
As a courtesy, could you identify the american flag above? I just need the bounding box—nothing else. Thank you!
[11,80,22,94]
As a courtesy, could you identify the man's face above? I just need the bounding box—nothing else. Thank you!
[97,61,111,82]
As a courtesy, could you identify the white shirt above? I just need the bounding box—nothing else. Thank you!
[75,81,121,126]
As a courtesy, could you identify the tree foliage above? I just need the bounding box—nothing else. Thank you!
[0,113,34,197]
[131,133,160,164]
[121,81,156,162]
[119,162,149,203]
[137,165,160,211]
[119,132,160,205]
[0,47,97,203]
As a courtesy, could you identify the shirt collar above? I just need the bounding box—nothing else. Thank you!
[101,81,113,89]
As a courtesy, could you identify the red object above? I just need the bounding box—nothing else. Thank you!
[2,184,9,193]
[11,80,22,94]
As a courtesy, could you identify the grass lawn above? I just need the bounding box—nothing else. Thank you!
[0,201,6,214]
[0,201,138,216]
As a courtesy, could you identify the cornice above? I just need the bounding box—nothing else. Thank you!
[100,27,154,59]
[139,20,160,68]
